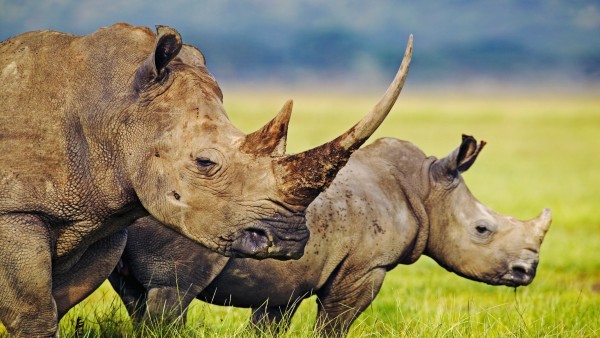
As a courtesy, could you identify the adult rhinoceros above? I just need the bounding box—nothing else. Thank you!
[0,23,413,336]
[110,135,552,337]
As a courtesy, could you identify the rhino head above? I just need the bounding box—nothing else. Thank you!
[424,135,552,286]
[125,26,413,260]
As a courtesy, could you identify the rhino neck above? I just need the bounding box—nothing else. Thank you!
[393,158,432,265]
[369,138,432,266]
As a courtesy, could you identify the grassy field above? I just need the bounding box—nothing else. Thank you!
[4,89,600,337]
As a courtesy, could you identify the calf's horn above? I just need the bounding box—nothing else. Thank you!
[529,208,552,243]
[275,34,414,205]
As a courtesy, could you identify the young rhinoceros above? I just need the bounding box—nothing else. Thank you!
[0,23,412,336]
[111,135,552,336]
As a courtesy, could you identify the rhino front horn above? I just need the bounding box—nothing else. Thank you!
[531,208,552,241]
[275,35,414,206]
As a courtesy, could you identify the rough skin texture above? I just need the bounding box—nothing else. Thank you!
[110,136,552,337]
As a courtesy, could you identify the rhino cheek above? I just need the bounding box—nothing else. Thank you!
[429,218,506,285]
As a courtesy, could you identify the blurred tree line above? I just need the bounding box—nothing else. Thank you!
[1,0,598,85]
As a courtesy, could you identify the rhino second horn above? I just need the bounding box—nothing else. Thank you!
[242,100,293,156]
[274,35,414,205]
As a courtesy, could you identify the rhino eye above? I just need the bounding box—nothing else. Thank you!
[470,220,496,244]
[475,224,489,234]
[195,157,216,168]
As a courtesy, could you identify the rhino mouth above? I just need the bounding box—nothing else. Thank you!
[229,214,309,260]
[496,261,538,287]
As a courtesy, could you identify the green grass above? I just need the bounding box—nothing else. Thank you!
[3,90,599,337]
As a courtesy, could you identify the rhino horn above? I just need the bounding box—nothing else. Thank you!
[242,100,293,156]
[274,35,413,205]
[528,208,552,243]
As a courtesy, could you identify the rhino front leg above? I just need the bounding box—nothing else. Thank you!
[315,267,386,337]
[0,214,58,337]
[52,229,128,319]
[250,301,301,334]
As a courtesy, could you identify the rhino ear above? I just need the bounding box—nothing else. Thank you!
[455,134,486,173]
[135,25,182,90]
[177,44,206,68]
[434,135,486,180]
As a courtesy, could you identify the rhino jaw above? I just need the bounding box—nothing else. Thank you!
[229,214,309,260]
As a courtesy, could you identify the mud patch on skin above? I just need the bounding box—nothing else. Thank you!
[371,220,385,234]
[276,139,359,205]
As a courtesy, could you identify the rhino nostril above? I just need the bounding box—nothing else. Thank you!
[513,266,526,275]
[510,263,530,277]
[247,228,271,246]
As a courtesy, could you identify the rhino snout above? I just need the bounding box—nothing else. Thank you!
[229,216,309,260]
[502,260,538,286]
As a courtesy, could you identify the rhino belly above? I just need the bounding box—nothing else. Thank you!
[198,259,317,308]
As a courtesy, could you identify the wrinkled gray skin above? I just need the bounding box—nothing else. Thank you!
[111,135,552,336]
[0,23,412,337]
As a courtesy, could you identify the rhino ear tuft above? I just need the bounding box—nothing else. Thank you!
[434,134,486,180]
[153,26,182,78]
[135,25,182,90]
[456,134,486,173]
[177,44,206,69]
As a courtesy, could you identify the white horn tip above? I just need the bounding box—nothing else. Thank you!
[542,208,552,220]
[537,208,552,231]
[541,208,552,219]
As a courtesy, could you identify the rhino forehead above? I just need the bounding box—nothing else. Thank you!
[473,202,493,220]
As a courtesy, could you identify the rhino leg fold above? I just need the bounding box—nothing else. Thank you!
[0,214,58,337]
[315,267,386,337]
[53,229,128,319]
[144,286,198,325]
[108,263,148,323]
[250,301,301,334]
